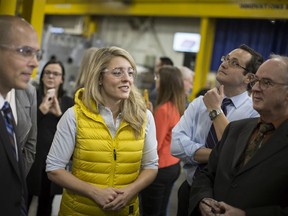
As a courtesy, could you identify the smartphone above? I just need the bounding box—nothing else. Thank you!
[47,88,55,100]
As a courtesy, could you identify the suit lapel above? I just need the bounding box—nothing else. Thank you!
[15,90,31,146]
[243,121,288,169]
[0,115,22,181]
[237,120,288,174]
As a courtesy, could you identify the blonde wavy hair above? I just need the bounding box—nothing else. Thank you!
[82,46,146,138]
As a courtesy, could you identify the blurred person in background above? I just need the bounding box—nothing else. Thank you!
[149,56,174,107]
[141,65,186,216]
[179,66,194,107]
[27,59,74,216]
[46,46,158,215]
[74,47,99,93]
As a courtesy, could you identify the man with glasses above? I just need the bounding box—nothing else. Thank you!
[189,55,288,215]
[0,15,39,215]
[171,44,263,216]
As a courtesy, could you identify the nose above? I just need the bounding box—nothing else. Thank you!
[221,59,229,68]
[251,80,261,91]
[28,54,39,68]
[121,71,132,80]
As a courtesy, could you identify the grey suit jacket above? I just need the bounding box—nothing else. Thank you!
[189,118,288,216]
[15,84,37,176]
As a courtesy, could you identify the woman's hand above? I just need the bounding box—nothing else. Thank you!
[89,187,123,208]
[39,93,53,114]
[102,187,133,211]
[49,97,62,117]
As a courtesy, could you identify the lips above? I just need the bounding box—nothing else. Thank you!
[119,85,129,89]
[22,72,32,82]
[252,94,262,102]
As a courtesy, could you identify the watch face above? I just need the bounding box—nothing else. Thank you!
[209,109,222,120]
[210,110,217,118]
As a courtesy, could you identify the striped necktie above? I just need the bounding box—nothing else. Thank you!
[205,98,233,148]
[2,101,17,159]
[194,98,233,178]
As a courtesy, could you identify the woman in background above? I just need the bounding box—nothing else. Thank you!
[27,59,74,216]
[46,46,158,216]
[74,47,98,92]
[140,65,186,216]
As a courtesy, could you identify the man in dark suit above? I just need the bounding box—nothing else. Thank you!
[0,15,39,215]
[189,55,288,216]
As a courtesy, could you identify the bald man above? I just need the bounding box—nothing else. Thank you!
[0,15,39,215]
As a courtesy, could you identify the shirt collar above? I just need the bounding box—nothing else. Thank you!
[225,91,250,109]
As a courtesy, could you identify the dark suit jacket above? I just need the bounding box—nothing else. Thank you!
[189,118,288,216]
[0,111,27,215]
[15,84,37,176]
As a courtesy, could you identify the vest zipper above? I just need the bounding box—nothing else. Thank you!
[114,148,117,160]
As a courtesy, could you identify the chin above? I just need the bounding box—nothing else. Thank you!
[16,81,29,90]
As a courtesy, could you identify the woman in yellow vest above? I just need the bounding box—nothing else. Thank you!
[46,46,158,216]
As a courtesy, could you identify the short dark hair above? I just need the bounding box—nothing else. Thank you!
[239,44,264,75]
[39,59,66,98]
[159,56,174,66]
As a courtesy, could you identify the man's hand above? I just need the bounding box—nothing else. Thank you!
[216,201,246,216]
[203,85,224,111]
[199,198,225,216]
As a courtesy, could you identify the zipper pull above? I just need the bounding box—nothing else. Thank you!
[113,149,117,160]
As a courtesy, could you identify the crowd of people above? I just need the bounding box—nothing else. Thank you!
[1,14,288,216]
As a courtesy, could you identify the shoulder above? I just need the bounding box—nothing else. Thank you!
[229,117,258,129]
[15,84,36,98]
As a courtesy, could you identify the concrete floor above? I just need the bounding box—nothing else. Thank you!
[28,168,185,216]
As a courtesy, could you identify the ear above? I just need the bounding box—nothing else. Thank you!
[244,73,255,84]
[99,77,103,86]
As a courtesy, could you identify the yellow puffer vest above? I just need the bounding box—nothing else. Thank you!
[60,89,146,216]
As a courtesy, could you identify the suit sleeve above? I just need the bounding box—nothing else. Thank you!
[188,122,232,215]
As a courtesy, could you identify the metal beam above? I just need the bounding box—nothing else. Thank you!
[44,2,288,19]
[190,17,216,101]
[0,0,17,15]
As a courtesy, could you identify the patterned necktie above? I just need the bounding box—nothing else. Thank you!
[242,123,275,165]
[194,98,233,179]
[205,98,233,148]
[2,101,17,158]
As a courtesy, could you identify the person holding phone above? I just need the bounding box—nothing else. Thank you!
[27,59,74,216]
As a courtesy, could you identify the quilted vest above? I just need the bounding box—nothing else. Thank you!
[59,89,145,216]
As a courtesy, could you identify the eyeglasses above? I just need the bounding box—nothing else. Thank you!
[0,44,43,61]
[43,70,62,77]
[103,67,135,79]
[221,55,248,71]
[249,77,288,90]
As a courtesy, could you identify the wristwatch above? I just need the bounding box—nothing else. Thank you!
[209,109,223,121]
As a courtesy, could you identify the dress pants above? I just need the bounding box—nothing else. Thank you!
[176,180,190,216]
[140,162,181,216]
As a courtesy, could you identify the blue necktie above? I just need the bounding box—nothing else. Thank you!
[194,98,233,179]
[205,98,233,148]
[2,101,17,158]
[2,102,26,215]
